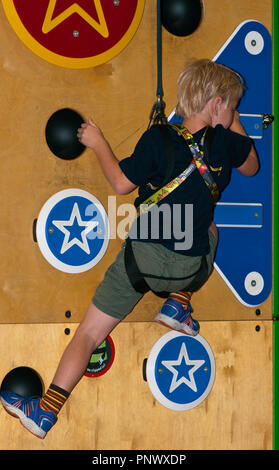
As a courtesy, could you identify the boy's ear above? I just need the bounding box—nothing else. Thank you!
[210,96,222,116]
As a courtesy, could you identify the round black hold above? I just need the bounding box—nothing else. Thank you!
[45,108,85,160]
[64,328,71,335]
[0,366,44,398]
[33,219,37,242]
[65,310,72,318]
[161,0,203,37]
[255,325,261,332]
[142,358,148,382]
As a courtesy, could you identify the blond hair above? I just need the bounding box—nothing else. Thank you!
[176,59,245,118]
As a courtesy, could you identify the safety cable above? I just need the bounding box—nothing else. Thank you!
[148,0,167,128]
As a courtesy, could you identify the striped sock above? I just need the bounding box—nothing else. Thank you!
[40,384,70,416]
[168,290,192,309]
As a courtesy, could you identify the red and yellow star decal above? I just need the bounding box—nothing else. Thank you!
[2,0,145,68]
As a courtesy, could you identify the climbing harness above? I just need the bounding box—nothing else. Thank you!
[124,124,218,296]
[170,123,219,202]
[137,124,218,218]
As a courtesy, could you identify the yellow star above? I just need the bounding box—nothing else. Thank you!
[42,0,109,38]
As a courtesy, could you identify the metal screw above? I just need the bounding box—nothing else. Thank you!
[48,227,54,234]
[73,30,79,37]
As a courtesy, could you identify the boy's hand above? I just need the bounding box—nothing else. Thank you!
[77,118,106,151]
[229,110,242,133]
[230,111,259,176]
[77,117,137,194]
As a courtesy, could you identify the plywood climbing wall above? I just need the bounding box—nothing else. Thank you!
[0,0,273,324]
[0,321,273,450]
[0,0,274,451]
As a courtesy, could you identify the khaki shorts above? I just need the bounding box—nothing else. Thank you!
[93,231,217,320]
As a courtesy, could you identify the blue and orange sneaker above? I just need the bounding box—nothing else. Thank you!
[0,390,57,439]
[155,298,200,336]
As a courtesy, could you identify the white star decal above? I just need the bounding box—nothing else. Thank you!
[162,342,205,393]
[52,203,98,255]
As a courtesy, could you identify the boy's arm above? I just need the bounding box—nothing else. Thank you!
[230,111,259,176]
[77,118,137,195]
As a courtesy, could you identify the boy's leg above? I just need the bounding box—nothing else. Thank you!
[0,303,120,439]
[155,223,218,336]
[51,303,120,393]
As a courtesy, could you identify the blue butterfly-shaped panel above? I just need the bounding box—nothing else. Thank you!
[169,21,272,306]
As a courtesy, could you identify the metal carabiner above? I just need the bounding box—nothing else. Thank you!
[261,113,274,130]
[148,95,168,128]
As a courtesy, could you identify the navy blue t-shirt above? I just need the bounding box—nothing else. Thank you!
[119,124,252,256]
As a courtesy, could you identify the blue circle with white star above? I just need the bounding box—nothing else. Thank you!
[146,331,215,411]
[36,189,110,273]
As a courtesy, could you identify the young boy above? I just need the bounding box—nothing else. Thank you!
[0,59,258,439]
